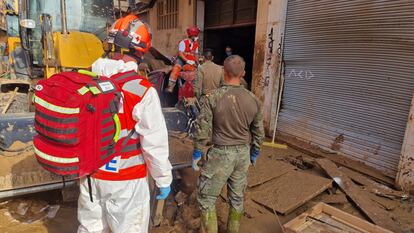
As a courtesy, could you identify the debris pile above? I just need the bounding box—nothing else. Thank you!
[0,92,29,113]
[155,146,414,233]
[2,199,60,223]
[0,193,78,233]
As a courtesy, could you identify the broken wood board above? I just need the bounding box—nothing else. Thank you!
[251,170,332,214]
[284,202,393,233]
[316,159,400,232]
[277,134,395,185]
[248,156,295,187]
[322,193,348,204]
[368,193,398,211]
[281,155,316,170]
[339,166,408,199]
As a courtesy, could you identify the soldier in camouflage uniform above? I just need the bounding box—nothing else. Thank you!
[192,55,264,233]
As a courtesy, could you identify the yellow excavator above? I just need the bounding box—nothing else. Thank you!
[0,0,192,202]
[0,0,114,197]
[18,0,109,78]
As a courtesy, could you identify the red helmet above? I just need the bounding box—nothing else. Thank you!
[107,15,152,57]
[186,26,200,37]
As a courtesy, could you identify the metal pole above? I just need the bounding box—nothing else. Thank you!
[118,0,121,18]
[60,0,68,34]
[0,181,77,200]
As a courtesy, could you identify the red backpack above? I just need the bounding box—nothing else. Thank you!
[33,70,125,177]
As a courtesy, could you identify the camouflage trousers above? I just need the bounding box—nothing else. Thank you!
[197,144,250,212]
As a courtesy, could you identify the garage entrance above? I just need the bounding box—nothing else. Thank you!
[203,0,257,89]
[204,25,255,87]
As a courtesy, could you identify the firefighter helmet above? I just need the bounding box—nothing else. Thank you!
[107,15,152,57]
[186,26,200,37]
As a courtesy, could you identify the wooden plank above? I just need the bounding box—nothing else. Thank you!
[323,193,348,204]
[339,166,408,199]
[316,159,400,232]
[251,170,332,214]
[152,199,165,226]
[1,87,19,114]
[396,93,414,193]
[248,157,295,187]
[321,204,393,233]
[284,202,393,233]
[277,134,395,185]
[368,193,398,211]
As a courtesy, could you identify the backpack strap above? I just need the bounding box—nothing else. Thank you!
[87,175,93,202]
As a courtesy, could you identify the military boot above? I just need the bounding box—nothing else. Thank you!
[201,210,218,233]
[227,208,243,233]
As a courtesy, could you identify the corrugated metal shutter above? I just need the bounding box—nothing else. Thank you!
[278,0,414,177]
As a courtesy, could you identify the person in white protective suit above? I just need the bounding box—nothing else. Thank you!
[77,15,172,233]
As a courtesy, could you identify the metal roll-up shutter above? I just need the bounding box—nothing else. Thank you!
[278,0,414,177]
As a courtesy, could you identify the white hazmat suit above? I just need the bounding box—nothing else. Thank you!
[77,58,173,233]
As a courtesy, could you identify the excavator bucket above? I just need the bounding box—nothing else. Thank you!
[0,79,33,151]
[0,109,191,151]
[0,113,35,151]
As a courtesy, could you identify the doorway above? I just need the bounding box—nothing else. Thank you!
[204,25,256,89]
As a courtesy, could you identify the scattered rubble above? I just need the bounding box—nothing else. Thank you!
[0,144,413,233]
[317,158,401,232]
[155,145,414,233]
[0,92,29,114]
[284,202,393,233]
[0,190,78,233]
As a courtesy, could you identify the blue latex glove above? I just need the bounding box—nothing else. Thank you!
[250,148,260,166]
[192,150,203,171]
[156,186,171,200]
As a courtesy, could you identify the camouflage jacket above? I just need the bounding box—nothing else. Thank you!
[194,84,264,151]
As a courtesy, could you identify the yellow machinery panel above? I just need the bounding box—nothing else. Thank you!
[54,31,104,69]
[7,37,20,54]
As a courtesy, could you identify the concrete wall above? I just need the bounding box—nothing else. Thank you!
[397,93,414,193]
[251,0,287,135]
[147,0,196,57]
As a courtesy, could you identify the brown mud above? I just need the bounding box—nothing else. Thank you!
[0,145,413,233]
[0,142,62,191]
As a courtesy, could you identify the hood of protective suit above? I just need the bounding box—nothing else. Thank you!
[92,58,138,77]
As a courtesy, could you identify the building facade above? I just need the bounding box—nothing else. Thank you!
[254,0,414,193]
[138,0,414,193]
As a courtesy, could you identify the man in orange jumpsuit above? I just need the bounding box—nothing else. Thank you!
[165,26,200,93]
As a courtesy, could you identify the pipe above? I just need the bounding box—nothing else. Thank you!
[0,163,190,200]
[0,181,76,199]
[60,0,68,35]
[172,163,192,170]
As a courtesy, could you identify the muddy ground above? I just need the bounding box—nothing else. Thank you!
[0,145,413,233]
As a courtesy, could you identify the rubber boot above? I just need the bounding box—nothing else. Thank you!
[227,208,243,233]
[201,210,218,233]
[166,65,181,93]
